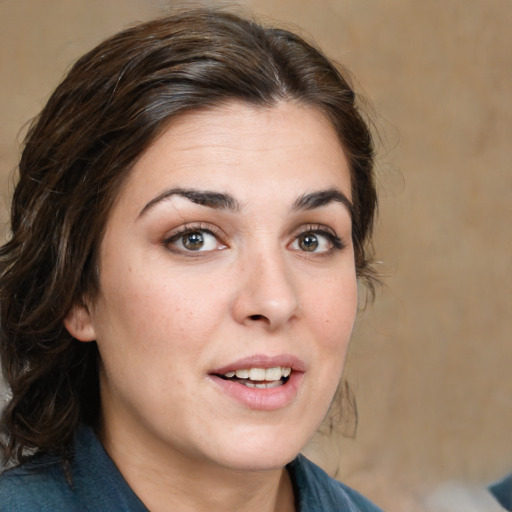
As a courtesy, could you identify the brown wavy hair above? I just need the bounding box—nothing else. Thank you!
[0,7,377,466]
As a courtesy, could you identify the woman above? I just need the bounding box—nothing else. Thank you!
[0,8,382,511]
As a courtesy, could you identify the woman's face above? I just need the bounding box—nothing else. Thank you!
[67,101,358,472]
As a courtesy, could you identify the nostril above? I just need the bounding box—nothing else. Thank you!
[249,314,267,321]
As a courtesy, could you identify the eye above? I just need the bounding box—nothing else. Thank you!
[290,228,343,254]
[164,226,226,253]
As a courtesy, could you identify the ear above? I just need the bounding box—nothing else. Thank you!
[63,303,96,342]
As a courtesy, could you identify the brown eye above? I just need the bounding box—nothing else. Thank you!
[165,227,226,253]
[291,228,343,254]
[297,233,319,252]
[182,231,204,250]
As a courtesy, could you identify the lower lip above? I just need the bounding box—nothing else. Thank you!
[209,372,304,411]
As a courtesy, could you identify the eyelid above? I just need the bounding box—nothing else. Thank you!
[291,224,346,252]
[162,222,227,253]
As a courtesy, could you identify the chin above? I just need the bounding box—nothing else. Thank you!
[206,426,310,472]
[218,452,297,473]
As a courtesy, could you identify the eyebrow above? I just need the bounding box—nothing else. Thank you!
[138,186,353,219]
[138,187,241,218]
[291,188,354,218]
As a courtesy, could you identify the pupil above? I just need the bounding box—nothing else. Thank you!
[300,233,318,252]
[183,232,204,250]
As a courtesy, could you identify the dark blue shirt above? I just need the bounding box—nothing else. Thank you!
[490,474,512,511]
[0,426,383,511]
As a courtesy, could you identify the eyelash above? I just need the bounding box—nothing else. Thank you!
[291,225,345,254]
[162,223,227,254]
[162,223,345,255]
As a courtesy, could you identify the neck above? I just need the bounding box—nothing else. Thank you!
[98,419,296,512]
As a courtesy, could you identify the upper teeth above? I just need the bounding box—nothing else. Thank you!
[223,367,291,381]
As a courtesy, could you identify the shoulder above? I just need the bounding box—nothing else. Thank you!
[0,458,79,512]
[424,480,506,512]
[1,426,147,512]
[288,454,385,512]
[489,474,512,511]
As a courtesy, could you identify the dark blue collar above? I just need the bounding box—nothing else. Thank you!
[6,425,381,511]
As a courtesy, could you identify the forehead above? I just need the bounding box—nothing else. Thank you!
[115,101,352,212]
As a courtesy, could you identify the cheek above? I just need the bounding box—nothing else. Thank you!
[304,272,358,339]
[99,267,231,353]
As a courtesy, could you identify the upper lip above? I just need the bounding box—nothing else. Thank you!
[210,354,306,375]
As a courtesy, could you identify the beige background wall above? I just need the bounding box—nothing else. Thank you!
[1,1,511,510]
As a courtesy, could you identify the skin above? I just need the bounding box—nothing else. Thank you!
[65,101,358,512]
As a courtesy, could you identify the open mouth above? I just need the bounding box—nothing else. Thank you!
[215,366,292,389]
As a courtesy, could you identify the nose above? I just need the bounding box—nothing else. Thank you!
[232,249,300,330]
